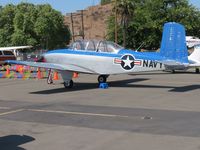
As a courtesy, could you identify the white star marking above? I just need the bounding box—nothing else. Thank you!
[123,56,134,68]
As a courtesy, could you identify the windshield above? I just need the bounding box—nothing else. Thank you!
[69,40,123,53]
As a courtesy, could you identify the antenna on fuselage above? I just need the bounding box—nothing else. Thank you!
[135,42,145,52]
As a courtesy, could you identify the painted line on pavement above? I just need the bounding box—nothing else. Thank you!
[0,107,11,110]
[27,109,130,118]
[0,109,24,116]
[0,108,139,119]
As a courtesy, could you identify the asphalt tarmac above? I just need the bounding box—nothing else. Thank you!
[0,71,200,150]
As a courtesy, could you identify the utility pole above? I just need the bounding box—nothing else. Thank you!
[70,13,75,42]
[81,10,85,40]
[115,0,118,44]
[69,10,85,41]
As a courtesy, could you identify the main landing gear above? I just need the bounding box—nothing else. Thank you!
[60,71,74,89]
[98,75,109,89]
[98,75,109,83]
[64,80,74,88]
[62,75,109,89]
[196,68,200,73]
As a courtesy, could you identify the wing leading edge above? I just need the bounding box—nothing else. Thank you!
[5,60,96,74]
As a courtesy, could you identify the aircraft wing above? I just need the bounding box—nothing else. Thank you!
[0,46,32,51]
[189,63,200,67]
[5,60,96,74]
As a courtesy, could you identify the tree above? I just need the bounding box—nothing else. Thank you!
[34,4,70,49]
[101,0,112,5]
[107,0,200,50]
[0,3,71,49]
[0,4,15,46]
[12,3,38,46]
[115,0,136,47]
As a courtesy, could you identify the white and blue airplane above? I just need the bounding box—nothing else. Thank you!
[6,22,193,88]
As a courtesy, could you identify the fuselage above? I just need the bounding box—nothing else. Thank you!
[44,49,165,75]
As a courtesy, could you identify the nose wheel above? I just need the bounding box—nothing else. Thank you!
[98,75,109,83]
[64,80,74,88]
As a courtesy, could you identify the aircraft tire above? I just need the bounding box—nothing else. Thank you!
[172,70,176,73]
[47,79,53,84]
[195,68,200,73]
[98,75,107,83]
[64,80,74,88]
[47,75,53,84]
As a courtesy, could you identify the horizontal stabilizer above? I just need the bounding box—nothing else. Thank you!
[188,45,200,63]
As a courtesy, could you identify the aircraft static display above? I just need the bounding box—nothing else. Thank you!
[186,36,200,48]
[6,22,191,89]
[188,44,200,73]
[0,46,32,57]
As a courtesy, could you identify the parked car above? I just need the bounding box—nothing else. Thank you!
[0,50,16,65]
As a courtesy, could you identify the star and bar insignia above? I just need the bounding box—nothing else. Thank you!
[114,54,142,70]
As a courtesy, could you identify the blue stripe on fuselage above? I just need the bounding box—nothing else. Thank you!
[118,50,164,61]
[46,49,164,61]
[46,49,121,58]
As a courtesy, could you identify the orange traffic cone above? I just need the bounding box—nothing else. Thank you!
[5,67,10,78]
[73,72,78,78]
[53,71,59,80]
[37,68,42,79]
[16,65,19,72]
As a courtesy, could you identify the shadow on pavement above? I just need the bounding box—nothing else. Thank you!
[169,85,200,92]
[0,135,35,150]
[29,78,149,94]
[29,77,200,94]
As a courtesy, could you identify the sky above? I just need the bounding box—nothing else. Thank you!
[0,0,100,14]
[0,0,199,15]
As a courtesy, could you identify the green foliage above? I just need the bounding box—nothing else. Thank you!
[107,0,200,50]
[12,3,38,46]
[101,0,112,5]
[115,0,136,47]
[0,4,15,46]
[0,3,70,49]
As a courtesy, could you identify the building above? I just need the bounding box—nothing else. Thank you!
[64,4,112,41]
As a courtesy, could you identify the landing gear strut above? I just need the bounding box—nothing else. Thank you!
[98,75,109,83]
[172,70,176,73]
[64,80,74,88]
[47,69,53,84]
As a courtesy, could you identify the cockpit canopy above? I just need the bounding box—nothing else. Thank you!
[69,40,124,53]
